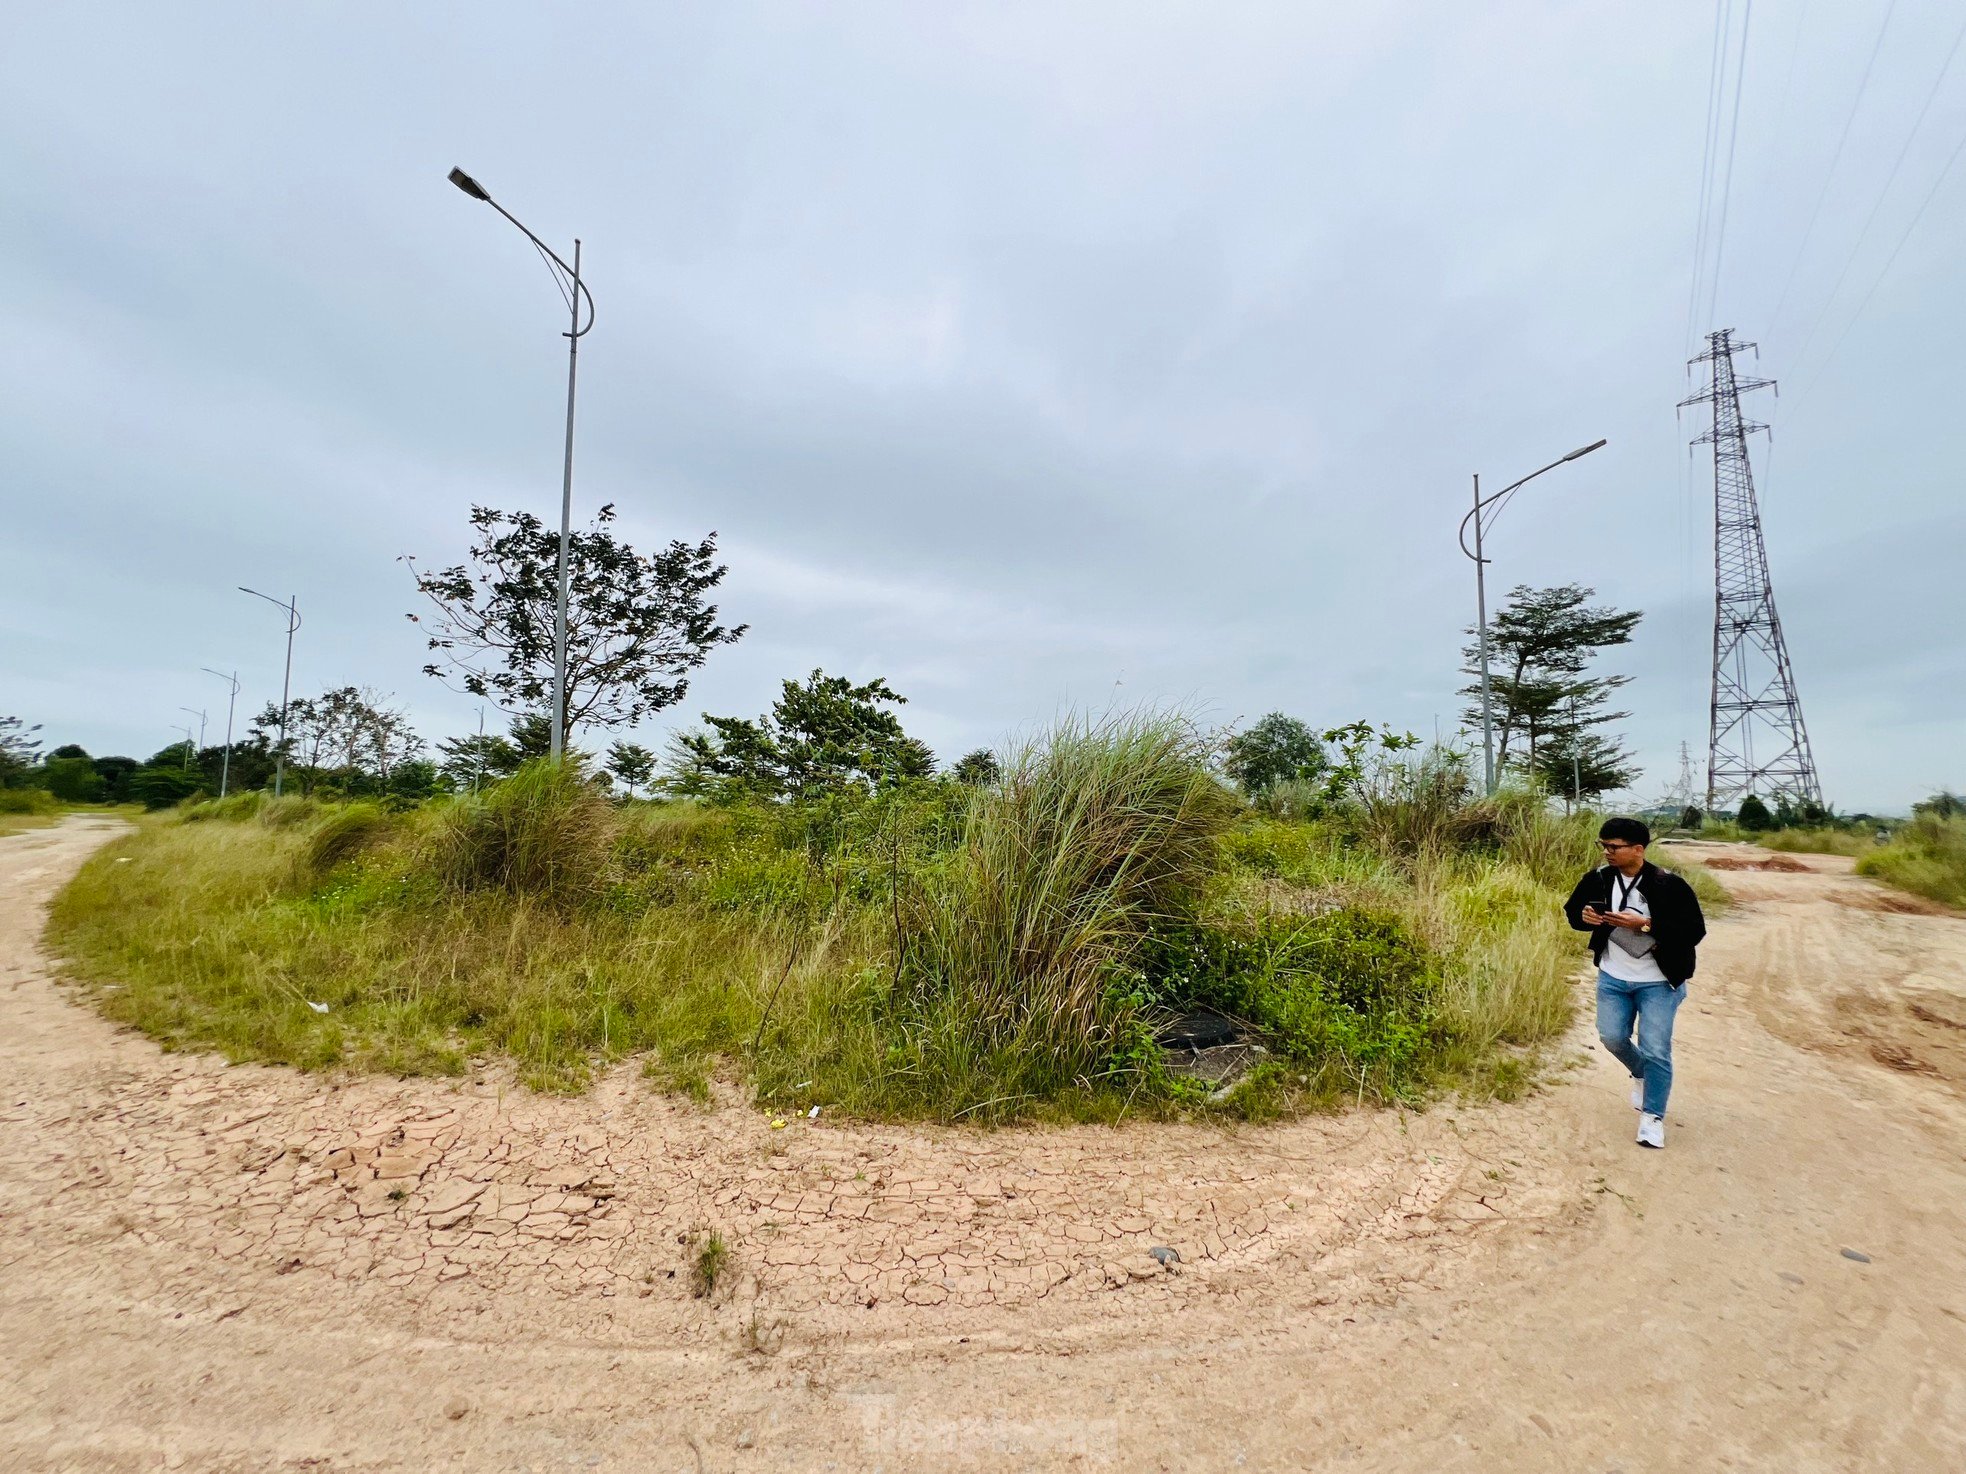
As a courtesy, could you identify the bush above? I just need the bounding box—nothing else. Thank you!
[1144,910,1440,1086]
[429,759,612,902]
[0,788,59,816]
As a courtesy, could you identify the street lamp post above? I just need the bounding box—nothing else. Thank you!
[240,588,300,796]
[180,707,207,754]
[202,667,240,798]
[1458,439,1607,795]
[447,166,596,763]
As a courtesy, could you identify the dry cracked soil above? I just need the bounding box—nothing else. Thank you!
[2,817,1963,1472]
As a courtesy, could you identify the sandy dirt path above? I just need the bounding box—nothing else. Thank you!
[2,818,1962,1472]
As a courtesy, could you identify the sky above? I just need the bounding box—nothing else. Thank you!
[3,2,1962,813]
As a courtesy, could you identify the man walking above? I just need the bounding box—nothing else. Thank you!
[1565,817,1707,1149]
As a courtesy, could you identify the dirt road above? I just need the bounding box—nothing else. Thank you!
[2,818,1962,1472]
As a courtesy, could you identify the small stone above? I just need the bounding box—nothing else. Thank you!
[1840,1248,1872,1264]
[1778,1271,1803,1285]
[444,1396,470,1421]
[1528,1413,1554,1437]
[736,1429,755,1449]
[1148,1245,1181,1267]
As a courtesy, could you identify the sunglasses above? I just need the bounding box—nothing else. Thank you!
[1597,840,1639,851]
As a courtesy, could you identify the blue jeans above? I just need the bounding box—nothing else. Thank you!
[1596,969,1685,1117]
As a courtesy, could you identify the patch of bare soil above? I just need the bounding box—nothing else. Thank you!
[4,820,1964,1472]
[1701,851,1813,872]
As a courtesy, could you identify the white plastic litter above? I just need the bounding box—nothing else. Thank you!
[807,1106,820,1119]
[306,1001,330,1014]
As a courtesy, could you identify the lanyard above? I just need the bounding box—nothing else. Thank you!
[1613,871,1642,912]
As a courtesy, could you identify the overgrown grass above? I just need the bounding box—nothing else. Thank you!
[0,788,62,835]
[1857,814,1966,909]
[1754,826,1877,858]
[49,726,1607,1121]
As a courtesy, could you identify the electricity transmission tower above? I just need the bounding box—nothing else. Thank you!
[1680,329,1822,812]
[1659,741,1698,817]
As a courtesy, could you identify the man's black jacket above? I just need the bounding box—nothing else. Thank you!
[1563,861,1707,985]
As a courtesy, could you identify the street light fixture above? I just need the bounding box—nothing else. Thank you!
[1458,438,1607,795]
[202,667,240,798]
[447,164,596,762]
[239,587,300,796]
[179,707,207,754]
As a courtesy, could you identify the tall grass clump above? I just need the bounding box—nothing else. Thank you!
[1756,827,1876,858]
[300,802,396,878]
[892,713,1234,1114]
[1857,812,1966,909]
[428,759,612,902]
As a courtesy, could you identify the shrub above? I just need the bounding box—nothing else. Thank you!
[0,788,59,816]
[429,759,612,901]
[1144,910,1440,1085]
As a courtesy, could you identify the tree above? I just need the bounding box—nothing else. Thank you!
[1461,584,1642,774]
[949,748,1002,786]
[253,687,420,796]
[1222,713,1326,796]
[0,716,42,787]
[129,766,203,810]
[1737,794,1774,832]
[1915,791,1965,820]
[664,670,935,802]
[1532,730,1639,806]
[436,732,521,792]
[1680,804,1703,831]
[43,755,105,803]
[92,756,140,804]
[605,741,657,798]
[407,504,747,742]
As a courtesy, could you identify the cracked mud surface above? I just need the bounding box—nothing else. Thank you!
[3,819,1964,1471]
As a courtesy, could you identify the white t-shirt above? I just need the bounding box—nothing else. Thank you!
[1599,868,1669,984]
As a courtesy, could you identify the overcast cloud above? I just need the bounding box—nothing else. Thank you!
[3,2,1962,812]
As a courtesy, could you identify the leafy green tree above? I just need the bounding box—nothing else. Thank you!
[664,670,935,802]
[0,716,42,787]
[129,766,203,810]
[92,756,140,804]
[49,744,89,760]
[605,741,657,798]
[1736,794,1774,831]
[1223,713,1326,796]
[1461,585,1642,774]
[254,688,419,795]
[1915,791,1964,820]
[437,732,521,791]
[1531,730,1639,805]
[950,748,1002,786]
[408,503,747,742]
[386,759,443,802]
[42,756,105,803]
[1680,804,1703,831]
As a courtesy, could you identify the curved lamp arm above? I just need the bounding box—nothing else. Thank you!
[449,167,595,339]
[1458,439,1606,562]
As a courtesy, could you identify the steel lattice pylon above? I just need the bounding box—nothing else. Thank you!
[1679,329,1822,811]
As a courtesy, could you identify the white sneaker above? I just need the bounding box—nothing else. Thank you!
[1637,1113,1665,1149]
[1631,1079,1645,1110]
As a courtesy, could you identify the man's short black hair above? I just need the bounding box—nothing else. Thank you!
[1599,816,1651,846]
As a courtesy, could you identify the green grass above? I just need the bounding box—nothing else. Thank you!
[48,728,1602,1121]
[1755,826,1878,858]
[1857,814,1966,909]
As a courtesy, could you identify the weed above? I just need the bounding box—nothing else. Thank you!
[692,1230,729,1298]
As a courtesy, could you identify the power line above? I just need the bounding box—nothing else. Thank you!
[1789,120,1966,408]
[1764,0,1900,340]
[1704,0,1757,328]
[1783,11,1966,378]
[1686,0,1734,352]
